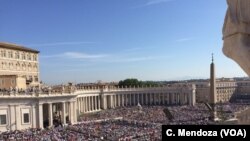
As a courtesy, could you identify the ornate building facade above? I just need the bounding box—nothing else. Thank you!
[0,42,40,89]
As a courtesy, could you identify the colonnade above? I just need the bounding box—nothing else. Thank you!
[77,95,101,114]
[38,101,77,129]
[77,90,195,114]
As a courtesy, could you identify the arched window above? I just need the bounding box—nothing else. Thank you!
[8,51,13,58]
[27,54,31,60]
[16,63,20,70]
[33,55,37,61]
[22,63,26,71]
[9,63,13,69]
[15,52,20,59]
[2,51,6,57]
[22,53,26,60]
[33,64,38,71]
[28,63,32,71]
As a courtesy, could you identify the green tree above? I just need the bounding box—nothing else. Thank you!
[118,79,160,87]
[118,78,141,87]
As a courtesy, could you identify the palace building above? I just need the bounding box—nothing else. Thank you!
[0,42,40,89]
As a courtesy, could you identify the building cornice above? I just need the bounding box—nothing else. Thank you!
[0,42,39,53]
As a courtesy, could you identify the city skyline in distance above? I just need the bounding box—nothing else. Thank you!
[0,0,247,84]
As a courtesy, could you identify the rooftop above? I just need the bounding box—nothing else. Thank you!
[0,42,39,53]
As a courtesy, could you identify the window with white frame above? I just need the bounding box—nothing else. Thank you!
[15,52,20,59]
[8,51,13,58]
[0,110,7,125]
[22,109,30,124]
[27,54,31,60]
[33,55,37,61]
[2,51,6,57]
[0,115,7,125]
[23,113,29,123]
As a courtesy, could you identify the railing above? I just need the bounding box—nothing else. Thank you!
[0,84,195,97]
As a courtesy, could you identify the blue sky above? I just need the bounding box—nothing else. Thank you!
[0,0,247,84]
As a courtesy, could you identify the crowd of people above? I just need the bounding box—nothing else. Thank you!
[0,103,250,141]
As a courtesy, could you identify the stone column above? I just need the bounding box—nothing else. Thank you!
[8,105,14,131]
[149,94,151,105]
[154,93,159,105]
[15,105,20,130]
[180,94,183,105]
[81,98,83,113]
[91,96,93,111]
[48,103,53,127]
[129,94,132,106]
[145,94,148,105]
[109,95,112,108]
[148,93,150,105]
[110,95,113,108]
[170,93,173,105]
[84,97,87,113]
[176,94,179,105]
[125,94,127,106]
[95,96,97,111]
[98,96,101,110]
[168,93,170,105]
[126,94,128,106]
[114,95,117,107]
[61,102,66,125]
[118,95,120,107]
[165,93,168,105]
[133,94,136,106]
[112,95,115,108]
[178,93,180,104]
[83,97,85,113]
[115,95,117,107]
[73,101,76,123]
[122,94,125,106]
[92,96,95,111]
[38,103,43,129]
[32,105,36,128]
[163,94,165,105]
[88,97,90,112]
[141,94,144,105]
[77,99,80,113]
[152,93,156,105]
[69,102,74,124]
[137,94,139,105]
[131,94,133,106]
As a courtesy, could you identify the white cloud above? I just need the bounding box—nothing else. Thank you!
[145,0,174,6]
[41,52,108,59]
[105,55,170,63]
[27,41,95,47]
[134,0,174,8]
[109,57,154,63]
[64,52,107,59]
[175,38,194,42]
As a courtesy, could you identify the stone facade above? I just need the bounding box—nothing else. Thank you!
[195,79,237,103]
[0,84,196,132]
[0,75,26,90]
[0,42,40,89]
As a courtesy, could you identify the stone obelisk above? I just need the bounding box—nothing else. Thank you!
[210,54,218,121]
